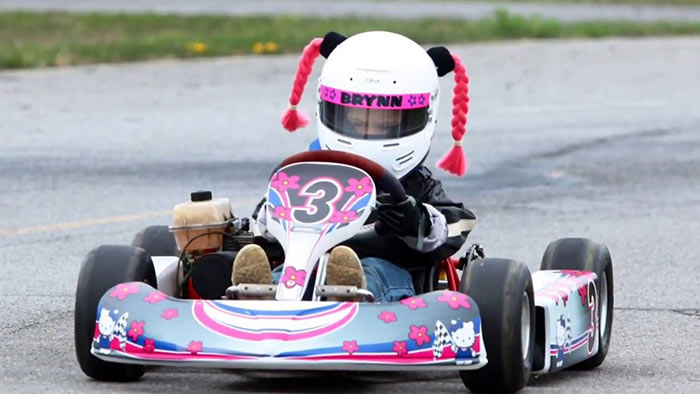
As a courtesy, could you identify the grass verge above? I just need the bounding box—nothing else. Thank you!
[2,9,700,69]
[404,0,700,4]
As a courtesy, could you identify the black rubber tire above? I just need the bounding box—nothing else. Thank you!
[540,238,614,370]
[74,245,156,381]
[131,225,178,257]
[459,258,535,394]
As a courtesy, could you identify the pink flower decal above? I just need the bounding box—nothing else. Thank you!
[143,291,166,304]
[342,340,359,355]
[578,285,588,306]
[345,177,373,197]
[378,311,397,323]
[128,321,145,341]
[330,210,357,223]
[161,308,179,320]
[437,291,471,310]
[400,296,427,310]
[143,338,155,353]
[186,340,203,355]
[272,206,292,220]
[393,340,408,356]
[281,266,306,289]
[409,325,430,347]
[270,172,299,192]
[109,283,140,300]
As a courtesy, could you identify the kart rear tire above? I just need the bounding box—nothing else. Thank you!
[131,225,178,257]
[540,238,613,370]
[459,258,535,394]
[74,245,156,381]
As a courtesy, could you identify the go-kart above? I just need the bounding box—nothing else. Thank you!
[74,151,614,393]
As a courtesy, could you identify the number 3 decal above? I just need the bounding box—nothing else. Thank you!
[586,280,598,355]
[292,178,343,224]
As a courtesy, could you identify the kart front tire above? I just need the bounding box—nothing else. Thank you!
[74,245,156,381]
[459,258,535,394]
[131,225,178,257]
[540,238,614,370]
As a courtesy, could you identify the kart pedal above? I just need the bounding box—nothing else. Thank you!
[315,285,375,302]
[225,284,277,300]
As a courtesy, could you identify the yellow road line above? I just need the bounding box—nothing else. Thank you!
[0,198,260,239]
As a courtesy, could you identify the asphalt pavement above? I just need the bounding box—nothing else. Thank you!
[1,37,699,393]
[2,0,700,21]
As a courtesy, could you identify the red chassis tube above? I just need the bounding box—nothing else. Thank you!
[443,258,461,291]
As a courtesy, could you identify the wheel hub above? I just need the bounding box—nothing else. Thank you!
[521,292,531,359]
[600,271,609,336]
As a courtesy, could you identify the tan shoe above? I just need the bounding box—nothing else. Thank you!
[326,246,367,290]
[231,244,273,286]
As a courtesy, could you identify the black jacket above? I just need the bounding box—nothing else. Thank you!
[342,166,476,268]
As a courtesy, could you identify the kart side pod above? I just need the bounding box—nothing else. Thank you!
[91,282,488,371]
[531,270,600,373]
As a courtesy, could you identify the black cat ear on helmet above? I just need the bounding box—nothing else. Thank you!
[427,46,456,77]
[320,31,347,59]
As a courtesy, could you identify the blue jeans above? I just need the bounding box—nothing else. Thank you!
[272,257,415,303]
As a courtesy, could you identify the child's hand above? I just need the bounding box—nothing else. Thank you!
[375,195,429,237]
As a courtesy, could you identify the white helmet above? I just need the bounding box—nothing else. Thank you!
[315,31,438,179]
[281,31,470,178]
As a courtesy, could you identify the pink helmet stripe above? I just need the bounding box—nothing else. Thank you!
[320,85,430,110]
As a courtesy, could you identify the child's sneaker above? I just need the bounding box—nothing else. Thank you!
[326,246,367,291]
[231,244,273,286]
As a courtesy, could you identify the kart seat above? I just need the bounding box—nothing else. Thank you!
[407,263,439,295]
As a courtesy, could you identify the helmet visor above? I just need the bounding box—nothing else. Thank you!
[319,86,430,140]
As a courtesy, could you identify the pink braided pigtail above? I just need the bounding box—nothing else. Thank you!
[281,38,323,132]
[437,54,470,176]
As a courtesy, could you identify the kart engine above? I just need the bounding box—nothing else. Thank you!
[169,190,256,299]
[169,190,235,254]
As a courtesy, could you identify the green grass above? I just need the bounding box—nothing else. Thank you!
[2,10,700,69]
[396,0,700,4]
[540,0,700,3]
[512,0,700,4]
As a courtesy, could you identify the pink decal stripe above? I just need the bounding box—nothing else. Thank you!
[321,85,430,110]
[203,302,351,335]
[118,344,460,365]
[550,331,591,355]
[568,341,586,353]
[288,348,443,364]
[122,343,255,361]
[193,301,358,341]
[536,273,594,303]
[536,292,564,306]
[338,191,365,214]
[206,301,353,321]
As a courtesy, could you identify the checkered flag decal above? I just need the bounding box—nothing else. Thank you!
[112,312,129,350]
[433,320,452,359]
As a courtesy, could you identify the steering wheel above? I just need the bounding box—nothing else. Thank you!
[278,150,407,203]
